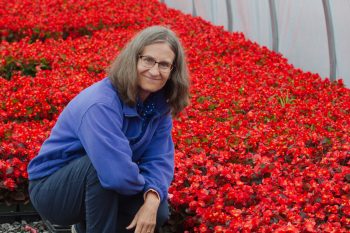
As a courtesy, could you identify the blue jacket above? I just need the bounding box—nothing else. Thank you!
[28,77,174,201]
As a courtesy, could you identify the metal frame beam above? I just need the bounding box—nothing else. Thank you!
[322,0,337,81]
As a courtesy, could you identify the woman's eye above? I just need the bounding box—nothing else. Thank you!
[159,62,170,68]
[144,57,155,63]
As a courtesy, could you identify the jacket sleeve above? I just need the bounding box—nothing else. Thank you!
[138,114,175,202]
[77,103,145,195]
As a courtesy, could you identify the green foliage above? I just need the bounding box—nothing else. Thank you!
[0,57,52,80]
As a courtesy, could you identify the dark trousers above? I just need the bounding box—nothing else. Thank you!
[28,156,169,233]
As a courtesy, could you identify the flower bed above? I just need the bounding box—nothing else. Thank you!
[1,0,349,232]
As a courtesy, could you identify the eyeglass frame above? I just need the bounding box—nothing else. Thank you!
[138,55,175,73]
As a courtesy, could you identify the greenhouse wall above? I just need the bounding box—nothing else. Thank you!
[161,0,350,87]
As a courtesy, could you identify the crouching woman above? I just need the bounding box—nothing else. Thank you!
[27,25,190,233]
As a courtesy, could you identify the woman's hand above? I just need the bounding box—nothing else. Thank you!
[126,192,160,233]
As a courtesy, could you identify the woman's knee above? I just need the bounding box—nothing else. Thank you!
[29,156,97,225]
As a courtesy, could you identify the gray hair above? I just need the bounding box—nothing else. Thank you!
[108,25,190,116]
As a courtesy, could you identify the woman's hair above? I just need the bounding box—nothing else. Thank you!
[108,25,190,117]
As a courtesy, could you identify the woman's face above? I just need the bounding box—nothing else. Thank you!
[137,43,175,102]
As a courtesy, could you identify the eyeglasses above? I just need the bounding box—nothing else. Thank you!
[138,55,174,73]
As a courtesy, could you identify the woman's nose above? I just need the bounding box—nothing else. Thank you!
[148,63,160,75]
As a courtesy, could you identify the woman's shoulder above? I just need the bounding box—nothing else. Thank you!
[66,77,123,114]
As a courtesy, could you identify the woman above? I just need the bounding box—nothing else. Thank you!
[27,25,190,233]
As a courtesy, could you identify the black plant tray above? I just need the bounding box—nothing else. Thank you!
[0,202,72,232]
[0,202,41,223]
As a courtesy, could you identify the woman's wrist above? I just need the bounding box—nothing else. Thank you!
[144,189,161,205]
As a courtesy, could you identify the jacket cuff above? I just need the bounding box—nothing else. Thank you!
[143,189,160,201]
[143,183,166,201]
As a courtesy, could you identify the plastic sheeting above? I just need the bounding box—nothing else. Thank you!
[162,0,350,87]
